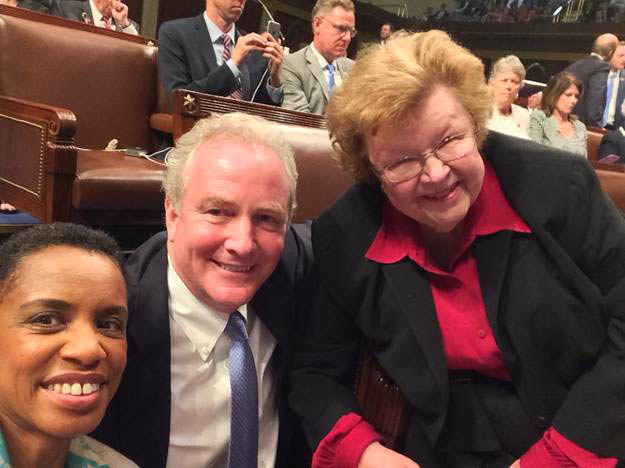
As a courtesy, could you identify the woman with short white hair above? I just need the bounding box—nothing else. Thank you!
[487,55,530,139]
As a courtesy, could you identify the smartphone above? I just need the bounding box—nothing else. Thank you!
[267,20,282,40]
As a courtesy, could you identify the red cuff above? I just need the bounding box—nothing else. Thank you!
[521,427,617,468]
[312,412,383,468]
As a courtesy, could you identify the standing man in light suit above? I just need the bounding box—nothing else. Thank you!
[158,0,284,106]
[91,113,313,467]
[281,0,355,115]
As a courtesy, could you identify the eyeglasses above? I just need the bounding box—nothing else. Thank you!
[318,16,357,38]
[373,131,478,184]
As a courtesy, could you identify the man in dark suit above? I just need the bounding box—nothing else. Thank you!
[599,127,625,162]
[565,32,618,127]
[91,112,312,467]
[158,0,283,106]
[56,0,139,34]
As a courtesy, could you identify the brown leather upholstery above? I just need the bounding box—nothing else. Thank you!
[73,150,164,211]
[587,127,607,162]
[0,6,158,151]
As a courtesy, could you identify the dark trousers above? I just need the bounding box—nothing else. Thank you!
[438,371,543,468]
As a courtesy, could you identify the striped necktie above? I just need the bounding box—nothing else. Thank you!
[226,311,258,468]
[222,34,244,100]
[101,16,113,30]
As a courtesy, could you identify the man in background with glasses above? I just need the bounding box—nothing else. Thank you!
[281,0,355,115]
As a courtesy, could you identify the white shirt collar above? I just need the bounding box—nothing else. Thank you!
[203,11,235,44]
[89,0,107,24]
[167,256,249,361]
[310,42,332,70]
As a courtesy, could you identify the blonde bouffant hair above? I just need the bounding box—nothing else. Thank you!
[326,30,493,183]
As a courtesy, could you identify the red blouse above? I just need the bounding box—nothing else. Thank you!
[311,162,616,468]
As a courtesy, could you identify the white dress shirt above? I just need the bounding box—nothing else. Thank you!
[165,259,279,468]
[89,0,137,35]
[310,43,344,90]
[487,103,530,139]
[605,70,620,127]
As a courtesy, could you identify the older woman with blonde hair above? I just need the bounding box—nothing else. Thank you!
[487,55,530,139]
[290,30,625,467]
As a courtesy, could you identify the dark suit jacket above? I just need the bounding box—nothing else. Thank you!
[566,54,610,127]
[17,0,61,14]
[92,226,313,467]
[599,128,625,162]
[290,132,625,465]
[610,73,625,129]
[56,0,139,31]
[157,14,280,106]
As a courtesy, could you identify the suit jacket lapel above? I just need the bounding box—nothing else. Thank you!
[381,260,449,443]
[194,14,218,75]
[305,45,329,100]
[119,245,172,467]
[473,231,517,366]
[80,3,94,25]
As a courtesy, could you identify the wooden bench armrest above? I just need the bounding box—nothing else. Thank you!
[0,95,77,222]
[354,351,406,449]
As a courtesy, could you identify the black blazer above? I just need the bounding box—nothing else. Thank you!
[566,55,610,127]
[92,226,313,467]
[157,13,280,106]
[290,132,625,465]
[56,0,139,31]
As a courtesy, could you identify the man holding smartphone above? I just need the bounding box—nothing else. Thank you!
[158,0,284,106]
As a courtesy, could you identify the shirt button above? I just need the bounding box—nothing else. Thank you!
[477,328,487,339]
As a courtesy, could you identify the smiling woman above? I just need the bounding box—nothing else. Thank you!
[0,223,137,468]
[289,30,625,468]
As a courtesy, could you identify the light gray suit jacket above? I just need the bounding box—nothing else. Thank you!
[281,45,353,115]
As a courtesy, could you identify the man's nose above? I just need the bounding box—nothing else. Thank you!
[224,218,256,256]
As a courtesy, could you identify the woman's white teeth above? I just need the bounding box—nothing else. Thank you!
[47,382,100,395]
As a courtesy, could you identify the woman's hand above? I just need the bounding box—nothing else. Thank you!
[357,442,421,468]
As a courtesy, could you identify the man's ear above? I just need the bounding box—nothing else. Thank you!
[164,195,179,241]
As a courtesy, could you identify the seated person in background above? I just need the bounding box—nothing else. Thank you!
[0,0,59,12]
[56,0,139,34]
[281,0,355,115]
[289,30,625,467]
[530,71,588,157]
[158,0,283,106]
[0,223,136,468]
[91,112,312,468]
[598,126,625,162]
[487,55,530,139]
[379,21,392,44]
